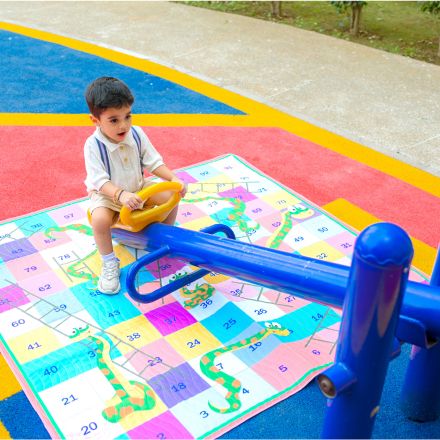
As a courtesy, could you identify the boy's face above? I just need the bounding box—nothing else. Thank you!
[90,105,132,144]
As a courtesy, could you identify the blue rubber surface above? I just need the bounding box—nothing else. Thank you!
[221,344,440,439]
[0,391,50,439]
[0,30,245,115]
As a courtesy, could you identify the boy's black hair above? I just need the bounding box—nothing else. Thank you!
[85,77,134,118]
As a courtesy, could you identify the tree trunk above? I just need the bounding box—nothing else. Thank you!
[271,1,282,18]
[350,3,363,36]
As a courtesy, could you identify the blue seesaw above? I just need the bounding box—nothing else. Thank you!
[113,184,440,439]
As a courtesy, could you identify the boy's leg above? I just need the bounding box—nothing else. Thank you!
[147,190,179,225]
[90,206,121,295]
[163,205,178,225]
[90,207,118,255]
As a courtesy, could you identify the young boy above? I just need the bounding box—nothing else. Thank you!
[84,76,186,295]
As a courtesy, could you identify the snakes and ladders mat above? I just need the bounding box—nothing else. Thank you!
[0,154,427,439]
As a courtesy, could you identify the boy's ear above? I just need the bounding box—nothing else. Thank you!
[89,114,100,126]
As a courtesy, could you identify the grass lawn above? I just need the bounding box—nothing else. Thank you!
[183,1,440,65]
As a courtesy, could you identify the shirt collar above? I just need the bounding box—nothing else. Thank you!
[94,127,136,152]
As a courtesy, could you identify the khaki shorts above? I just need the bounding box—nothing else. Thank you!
[89,179,154,215]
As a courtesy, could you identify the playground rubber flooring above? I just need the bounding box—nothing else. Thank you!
[0,20,439,439]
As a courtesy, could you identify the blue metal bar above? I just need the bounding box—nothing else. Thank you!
[319,223,413,438]
[200,223,236,239]
[125,223,235,303]
[400,244,440,422]
[431,244,440,287]
[127,224,235,303]
[125,246,171,303]
[114,223,440,339]
[125,246,211,303]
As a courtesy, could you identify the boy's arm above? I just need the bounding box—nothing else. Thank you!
[99,181,145,211]
[135,128,186,196]
[151,164,177,181]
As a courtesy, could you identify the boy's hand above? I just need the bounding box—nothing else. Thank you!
[171,177,188,198]
[120,191,144,211]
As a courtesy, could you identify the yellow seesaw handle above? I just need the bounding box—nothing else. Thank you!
[118,181,182,232]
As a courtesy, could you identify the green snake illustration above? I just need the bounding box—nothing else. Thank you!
[169,272,215,309]
[267,204,315,249]
[70,326,157,422]
[185,195,259,235]
[200,322,291,414]
[45,224,99,285]
[289,203,314,218]
[267,210,295,249]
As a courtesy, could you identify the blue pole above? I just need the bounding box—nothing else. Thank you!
[117,224,440,338]
[400,244,440,422]
[318,223,413,439]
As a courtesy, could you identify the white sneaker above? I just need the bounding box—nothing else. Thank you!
[98,258,121,295]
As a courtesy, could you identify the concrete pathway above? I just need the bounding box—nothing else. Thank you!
[1,0,439,176]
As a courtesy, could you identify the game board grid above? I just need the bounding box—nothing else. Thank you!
[0,154,428,439]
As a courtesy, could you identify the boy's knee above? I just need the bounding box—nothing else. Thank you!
[149,190,173,206]
[91,208,117,230]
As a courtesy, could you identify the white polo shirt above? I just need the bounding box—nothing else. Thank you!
[84,126,164,193]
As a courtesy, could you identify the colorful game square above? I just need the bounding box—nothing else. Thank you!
[176,170,199,184]
[143,256,187,279]
[32,290,85,324]
[284,223,321,250]
[28,229,72,252]
[165,322,222,360]
[127,338,185,380]
[176,203,211,225]
[301,214,346,239]
[298,240,345,262]
[6,254,53,285]
[72,284,142,330]
[127,410,192,440]
[19,271,68,298]
[8,324,64,363]
[252,342,330,392]
[0,237,38,262]
[257,210,298,237]
[218,279,267,302]
[234,295,285,321]
[247,204,285,233]
[326,230,356,256]
[173,284,229,321]
[145,301,197,336]
[261,190,302,211]
[275,304,341,343]
[230,322,285,367]
[176,214,217,232]
[0,221,26,245]
[218,185,258,203]
[16,212,59,238]
[201,302,255,344]
[106,315,161,352]
[188,351,248,387]
[0,263,15,289]
[264,288,318,314]
[127,288,177,314]
[0,306,43,339]
[0,283,30,312]
[148,362,210,408]
[185,164,222,182]
[170,387,237,438]
[47,203,88,227]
